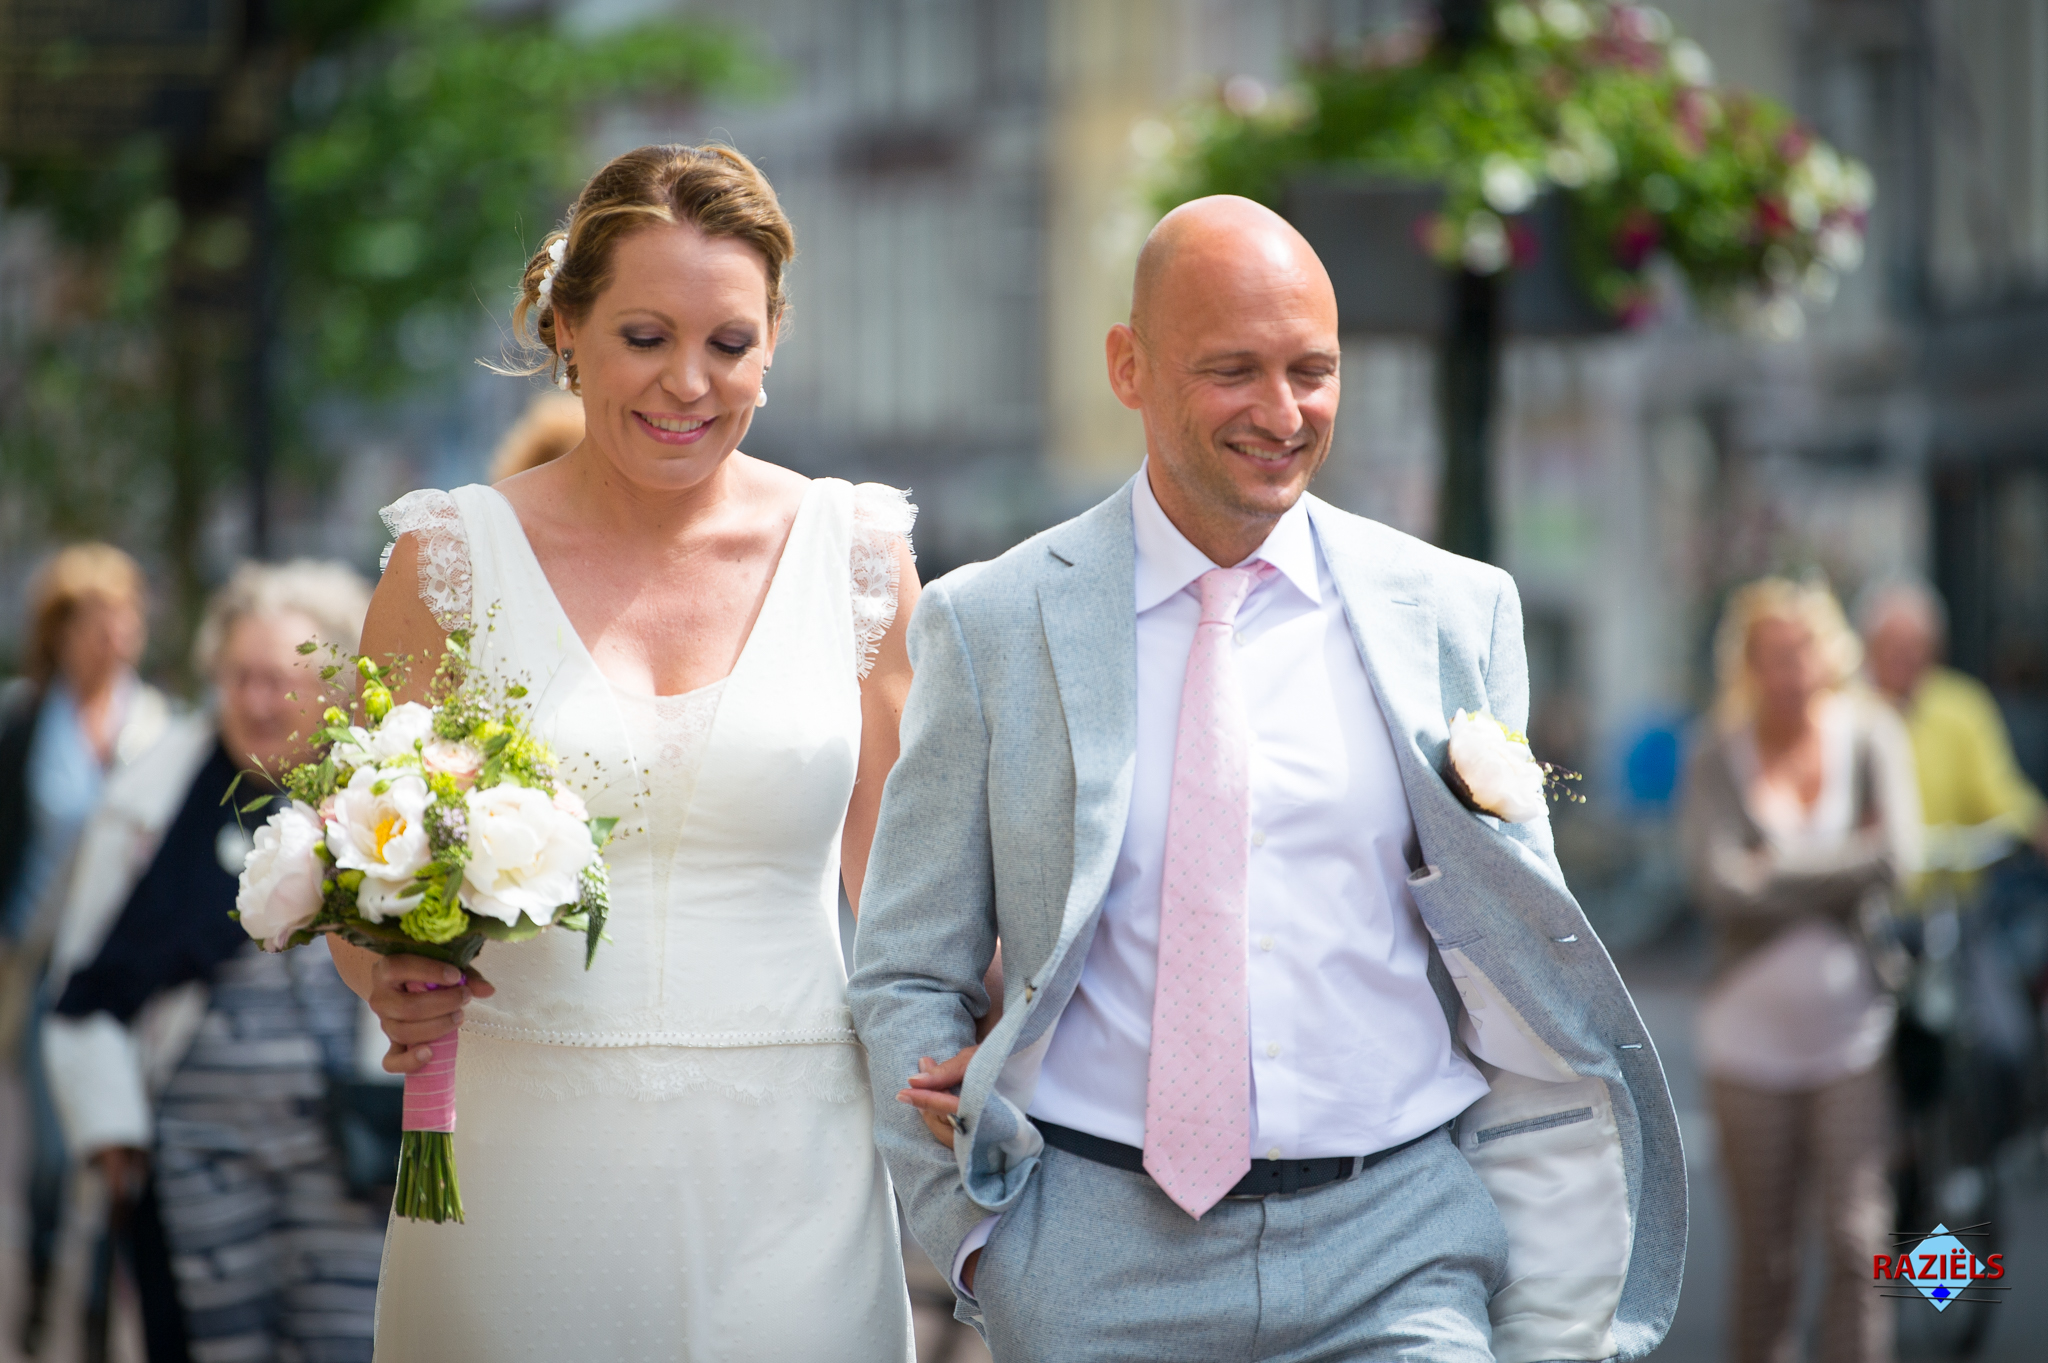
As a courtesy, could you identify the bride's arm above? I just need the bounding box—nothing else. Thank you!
[329,533,494,1075]
[842,542,1003,1085]
[843,538,919,917]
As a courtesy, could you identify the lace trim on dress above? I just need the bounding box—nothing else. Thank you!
[457,1030,869,1105]
[379,489,474,633]
[849,483,917,680]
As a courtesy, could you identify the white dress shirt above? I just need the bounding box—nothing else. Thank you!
[954,469,1486,1291]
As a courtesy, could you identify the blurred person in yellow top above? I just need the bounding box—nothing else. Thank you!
[1857,577,2048,872]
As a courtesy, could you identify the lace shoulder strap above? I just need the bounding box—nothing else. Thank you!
[379,489,473,633]
[848,482,916,681]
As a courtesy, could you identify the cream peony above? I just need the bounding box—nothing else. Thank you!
[325,765,435,921]
[335,702,435,768]
[1446,708,1549,823]
[422,738,485,790]
[460,784,596,925]
[236,802,328,950]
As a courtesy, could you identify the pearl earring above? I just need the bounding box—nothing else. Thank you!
[755,384,767,409]
[558,348,574,391]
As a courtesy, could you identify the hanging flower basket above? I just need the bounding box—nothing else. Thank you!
[1149,1,1872,338]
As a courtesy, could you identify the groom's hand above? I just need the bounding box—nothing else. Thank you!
[369,954,496,1075]
[896,1045,977,1148]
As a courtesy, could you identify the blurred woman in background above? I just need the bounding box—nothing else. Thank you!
[41,560,384,1363]
[0,543,166,1351]
[1681,577,1920,1363]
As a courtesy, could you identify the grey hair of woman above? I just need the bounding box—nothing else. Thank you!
[192,560,374,678]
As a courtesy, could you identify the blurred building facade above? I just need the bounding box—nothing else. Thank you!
[5,0,2048,946]
[644,0,2048,941]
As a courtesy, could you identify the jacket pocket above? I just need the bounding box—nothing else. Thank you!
[1457,1066,1631,1363]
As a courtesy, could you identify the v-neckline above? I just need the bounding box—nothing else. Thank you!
[480,481,820,700]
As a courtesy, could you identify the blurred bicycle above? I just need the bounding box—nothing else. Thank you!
[1890,822,2046,1359]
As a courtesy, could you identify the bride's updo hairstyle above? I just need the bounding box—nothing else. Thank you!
[509,143,795,394]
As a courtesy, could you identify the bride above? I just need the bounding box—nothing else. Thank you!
[331,143,918,1360]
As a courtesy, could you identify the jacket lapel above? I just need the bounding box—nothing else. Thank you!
[1035,479,1140,943]
[1307,498,1459,822]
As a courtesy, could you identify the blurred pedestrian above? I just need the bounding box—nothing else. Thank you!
[486,390,583,482]
[41,560,384,1363]
[1681,577,1920,1363]
[1859,576,2048,859]
[0,543,167,1352]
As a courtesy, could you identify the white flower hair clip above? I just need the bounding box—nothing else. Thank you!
[537,235,567,308]
[1443,708,1583,822]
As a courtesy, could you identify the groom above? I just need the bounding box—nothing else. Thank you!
[849,197,1682,1361]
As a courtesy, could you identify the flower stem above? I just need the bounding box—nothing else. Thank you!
[393,1130,465,1223]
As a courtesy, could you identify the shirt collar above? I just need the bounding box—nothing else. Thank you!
[1131,462,1321,612]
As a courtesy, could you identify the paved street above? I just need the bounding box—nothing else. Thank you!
[1619,936,2048,1363]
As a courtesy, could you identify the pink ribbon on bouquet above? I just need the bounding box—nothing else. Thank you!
[400,982,459,1134]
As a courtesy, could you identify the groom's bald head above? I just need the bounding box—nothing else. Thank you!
[1109,196,1341,567]
[1131,197,1332,338]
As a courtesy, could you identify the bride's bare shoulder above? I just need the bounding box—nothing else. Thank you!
[730,453,811,518]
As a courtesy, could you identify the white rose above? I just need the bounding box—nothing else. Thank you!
[325,765,435,921]
[335,702,436,768]
[423,738,485,790]
[236,803,327,950]
[551,785,589,822]
[1446,708,1549,823]
[461,784,596,925]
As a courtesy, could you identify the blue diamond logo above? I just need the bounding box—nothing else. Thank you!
[1904,1225,1974,1312]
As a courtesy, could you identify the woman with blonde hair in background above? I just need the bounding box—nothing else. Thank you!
[351,142,917,1359]
[488,390,585,482]
[1680,577,1919,1363]
[0,543,167,1352]
[43,559,386,1363]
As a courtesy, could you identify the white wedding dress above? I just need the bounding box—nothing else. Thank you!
[371,478,917,1361]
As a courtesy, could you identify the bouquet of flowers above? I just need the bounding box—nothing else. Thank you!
[230,639,614,1223]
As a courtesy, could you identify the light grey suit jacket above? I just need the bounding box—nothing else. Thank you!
[849,480,1684,1362]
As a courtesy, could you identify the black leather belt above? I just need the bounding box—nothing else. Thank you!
[1031,1119,1435,1198]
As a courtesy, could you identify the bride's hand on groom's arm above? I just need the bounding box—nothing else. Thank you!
[897,1046,977,1148]
[893,953,1002,1145]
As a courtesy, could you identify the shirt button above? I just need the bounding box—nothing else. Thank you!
[1251,830,1266,847]
[1259,935,1275,952]
[1265,1042,1281,1058]
[1267,1146,1283,1161]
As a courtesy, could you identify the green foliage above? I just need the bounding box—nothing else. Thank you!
[275,0,770,398]
[399,872,470,944]
[0,0,765,568]
[1154,1,1871,327]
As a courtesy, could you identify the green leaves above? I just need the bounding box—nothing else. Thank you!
[274,5,771,399]
[1,2,768,566]
[471,913,547,944]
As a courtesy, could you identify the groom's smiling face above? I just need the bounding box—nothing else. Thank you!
[1108,197,1341,565]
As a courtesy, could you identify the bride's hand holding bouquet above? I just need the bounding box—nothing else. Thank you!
[231,636,615,1223]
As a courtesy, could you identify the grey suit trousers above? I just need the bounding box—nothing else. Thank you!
[966,1127,1510,1363]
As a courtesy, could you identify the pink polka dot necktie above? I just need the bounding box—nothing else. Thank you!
[1143,562,1269,1219]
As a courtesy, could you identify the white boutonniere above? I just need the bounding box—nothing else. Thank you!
[1443,708,1582,822]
